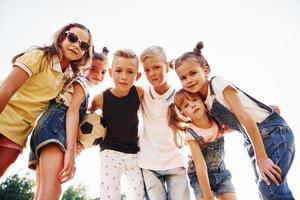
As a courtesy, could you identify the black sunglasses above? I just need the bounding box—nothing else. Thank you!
[65,31,90,52]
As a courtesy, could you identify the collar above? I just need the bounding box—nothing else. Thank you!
[149,85,176,101]
[52,56,63,72]
[52,55,73,79]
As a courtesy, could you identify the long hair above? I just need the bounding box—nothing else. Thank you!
[12,23,92,75]
[168,89,200,147]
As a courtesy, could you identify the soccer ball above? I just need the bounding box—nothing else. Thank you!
[78,113,107,148]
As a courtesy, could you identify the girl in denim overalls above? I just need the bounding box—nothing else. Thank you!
[173,41,295,199]
[168,89,237,200]
[28,48,108,200]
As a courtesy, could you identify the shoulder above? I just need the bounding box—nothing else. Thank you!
[135,85,144,101]
[90,92,104,111]
[13,48,48,76]
[73,75,90,96]
[211,76,230,86]
[16,48,46,63]
[210,76,236,93]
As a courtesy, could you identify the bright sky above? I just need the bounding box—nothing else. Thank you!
[0,0,299,199]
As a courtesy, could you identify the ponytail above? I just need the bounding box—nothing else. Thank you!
[193,41,204,56]
[93,46,109,64]
[173,41,210,71]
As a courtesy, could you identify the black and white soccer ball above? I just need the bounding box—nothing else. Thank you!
[78,113,107,148]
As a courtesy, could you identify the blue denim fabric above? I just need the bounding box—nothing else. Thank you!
[28,98,88,170]
[189,168,235,199]
[248,113,295,200]
[208,78,295,199]
[142,167,190,200]
[188,137,226,174]
[188,137,235,199]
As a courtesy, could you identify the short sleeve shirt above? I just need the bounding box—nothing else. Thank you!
[0,49,68,146]
[185,121,222,144]
[138,85,186,170]
[204,76,270,123]
[56,74,91,106]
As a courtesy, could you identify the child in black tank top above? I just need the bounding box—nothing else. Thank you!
[89,49,144,200]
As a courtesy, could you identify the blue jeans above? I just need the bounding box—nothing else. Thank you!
[142,167,190,200]
[247,113,296,200]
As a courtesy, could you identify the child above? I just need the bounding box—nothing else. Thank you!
[0,23,92,176]
[89,49,145,200]
[173,41,295,199]
[28,47,109,200]
[168,89,237,200]
[138,46,190,200]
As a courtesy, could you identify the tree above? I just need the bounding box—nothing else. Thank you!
[0,173,35,200]
[62,184,88,200]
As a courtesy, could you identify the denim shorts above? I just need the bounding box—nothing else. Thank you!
[188,168,235,199]
[28,99,87,170]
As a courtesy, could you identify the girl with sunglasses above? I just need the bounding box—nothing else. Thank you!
[0,23,93,178]
[173,41,295,199]
[28,47,108,200]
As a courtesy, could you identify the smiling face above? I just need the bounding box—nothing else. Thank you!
[86,59,107,86]
[175,58,210,94]
[61,27,91,62]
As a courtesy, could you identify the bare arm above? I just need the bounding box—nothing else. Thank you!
[223,86,281,185]
[0,67,29,113]
[135,85,144,102]
[89,92,104,112]
[188,140,214,200]
[60,82,85,183]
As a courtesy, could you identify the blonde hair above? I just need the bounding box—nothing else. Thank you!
[140,46,167,63]
[112,49,139,66]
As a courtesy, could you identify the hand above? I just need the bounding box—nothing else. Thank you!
[256,157,282,186]
[76,142,84,156]
[59,151,76,183]
[203,192,214,200]
[269,105,281,114]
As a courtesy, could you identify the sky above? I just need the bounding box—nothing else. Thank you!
[0,0,299,199]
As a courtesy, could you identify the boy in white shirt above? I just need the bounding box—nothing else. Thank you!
[138,46,190,200]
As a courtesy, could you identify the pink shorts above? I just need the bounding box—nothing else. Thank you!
[0,134,23,152]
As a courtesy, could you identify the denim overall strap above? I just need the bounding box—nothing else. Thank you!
[209,77,250,142]
[187,128,204,143]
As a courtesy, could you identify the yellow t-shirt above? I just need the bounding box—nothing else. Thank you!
[0,49,69,146]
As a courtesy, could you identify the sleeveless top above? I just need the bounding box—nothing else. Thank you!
[100,86,140,153]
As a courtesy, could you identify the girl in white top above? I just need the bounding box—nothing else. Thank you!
[173,41,295,199]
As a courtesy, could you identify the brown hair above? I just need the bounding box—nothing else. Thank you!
[93,46,109,65]
[12,23,92,75]
[172,41,210,71]
[168,89,200,147]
